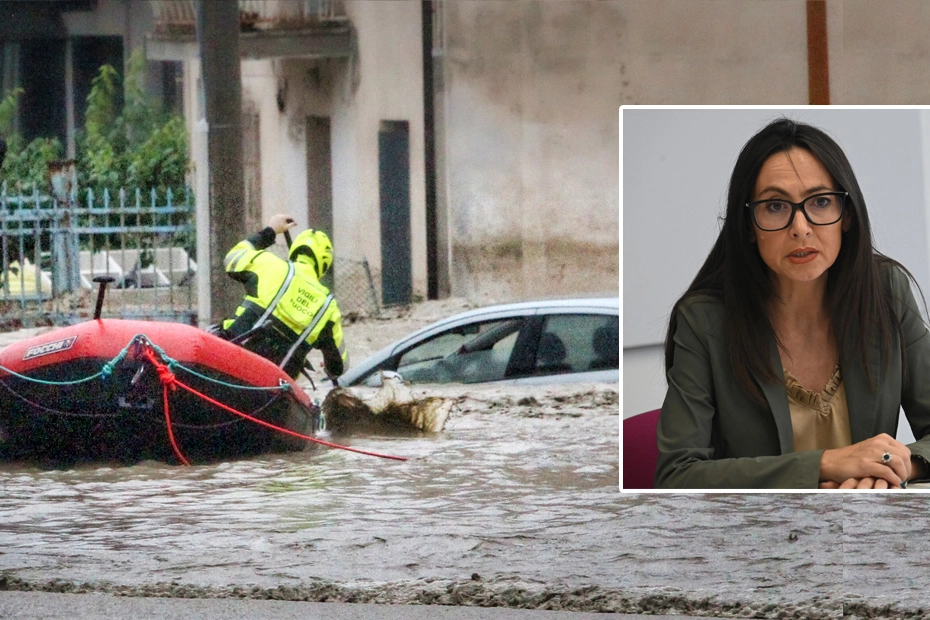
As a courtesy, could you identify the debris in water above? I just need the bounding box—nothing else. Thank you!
[323,371,453,434]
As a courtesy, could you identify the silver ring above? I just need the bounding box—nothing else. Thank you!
[882,452,892,464]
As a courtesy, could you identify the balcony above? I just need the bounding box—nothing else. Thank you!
[145,0,352,62]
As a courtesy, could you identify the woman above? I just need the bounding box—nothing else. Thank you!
[656,118,930,489]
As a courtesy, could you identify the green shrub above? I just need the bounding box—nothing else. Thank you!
[0,88,64,193]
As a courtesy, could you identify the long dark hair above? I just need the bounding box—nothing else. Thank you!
[664,117,915,401]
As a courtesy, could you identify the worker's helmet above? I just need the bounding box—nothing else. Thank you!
[289,229,333,279]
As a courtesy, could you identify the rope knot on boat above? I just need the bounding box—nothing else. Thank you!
[151,359,178,391]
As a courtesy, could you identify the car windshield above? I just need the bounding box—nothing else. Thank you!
[394,317,524,383]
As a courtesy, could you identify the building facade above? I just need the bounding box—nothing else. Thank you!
[2,0,623,314]
[148,0,622,313]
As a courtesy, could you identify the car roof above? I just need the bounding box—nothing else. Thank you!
[401,296,617,334]
[432,296,618,321]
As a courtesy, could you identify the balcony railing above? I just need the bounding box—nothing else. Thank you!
[146,0,352,61]
[150,0,347,35]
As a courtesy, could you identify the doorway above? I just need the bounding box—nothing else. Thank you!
[378,120,411,306]
[306,115,333,288]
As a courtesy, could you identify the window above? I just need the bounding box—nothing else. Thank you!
[533,314,618,376]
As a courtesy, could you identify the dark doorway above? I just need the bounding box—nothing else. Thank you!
[160,61,184,115]
[19,39,66,144]
[306,116,333,234]
[242,110,262,233]
[378,120,411,306]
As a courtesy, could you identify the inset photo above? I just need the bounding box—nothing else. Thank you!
[622,106,930,492]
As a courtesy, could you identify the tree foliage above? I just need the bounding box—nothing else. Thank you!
[0,48,189,199]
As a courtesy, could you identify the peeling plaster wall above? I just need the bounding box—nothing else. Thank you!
[242,59,298,251]
[615,0,808,105]
[441,1,620,303]
[240,58,337,246]
[337,0,426,300]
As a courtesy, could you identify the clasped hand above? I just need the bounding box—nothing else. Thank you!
[268,213,297,235]
[819,433,912,489]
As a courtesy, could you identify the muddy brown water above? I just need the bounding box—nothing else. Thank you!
[0,373,924,618]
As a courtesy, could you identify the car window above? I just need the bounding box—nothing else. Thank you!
[396,318,524,383]
[533,314,619,376]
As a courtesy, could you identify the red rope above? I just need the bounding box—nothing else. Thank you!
[154,363,178,391]
[147,354,191,465]
[142,347,407,463]
[161,382,191,466]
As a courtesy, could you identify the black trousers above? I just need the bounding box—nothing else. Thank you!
[220,302,315,378]
[239,326,310,378]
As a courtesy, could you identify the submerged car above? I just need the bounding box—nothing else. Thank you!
[339,297,619,387]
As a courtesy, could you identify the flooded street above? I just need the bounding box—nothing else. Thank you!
[0,307,926,618]
[0,385,627,601]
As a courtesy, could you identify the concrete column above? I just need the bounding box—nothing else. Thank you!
[196,0,246,323]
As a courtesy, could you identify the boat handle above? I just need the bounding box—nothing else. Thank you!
[92,276,116,320]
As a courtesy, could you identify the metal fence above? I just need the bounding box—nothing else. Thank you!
[330,255,380,319]
[0,183,198,328]
[0,182,381,329]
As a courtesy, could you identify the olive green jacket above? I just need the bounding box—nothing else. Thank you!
[656,264,930,489]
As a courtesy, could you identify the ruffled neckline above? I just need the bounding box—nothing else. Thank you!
[784,364,842,412]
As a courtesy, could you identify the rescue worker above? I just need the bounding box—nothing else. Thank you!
[218,214,347,382]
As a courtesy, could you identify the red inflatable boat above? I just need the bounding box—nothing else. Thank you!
[0,319,321,465]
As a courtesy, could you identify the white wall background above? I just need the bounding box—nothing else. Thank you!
[622,107,930,445]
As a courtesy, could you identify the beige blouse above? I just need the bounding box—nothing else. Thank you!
[786,364,852,452]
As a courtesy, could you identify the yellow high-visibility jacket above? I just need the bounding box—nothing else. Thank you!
[222,227,347,378]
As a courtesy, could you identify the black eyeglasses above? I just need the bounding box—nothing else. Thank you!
[745,191,848,232]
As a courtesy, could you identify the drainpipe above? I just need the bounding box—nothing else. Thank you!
[422,0,438,300]
[806,0,830,104]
